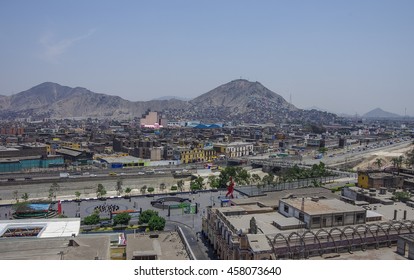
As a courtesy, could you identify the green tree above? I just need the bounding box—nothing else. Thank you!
[262,174,275,187]
[375,158,383,170]
[21,192,29,202]
[237,168,251,185]
[251,174,261,185]
[190,176,205,191]
[12,190,19,203]
[116,179,123,196]
[208,176,220,189]
[139,209,159,224]
[311,178,322,188]
[48,182,60,200]
[96,184,107,199]
[125,187,132,196]
[148,215,166,231]
[75,191,81,200]
[391,157,399,168]
[392,191,411,202]
[177,180,184,192]
[170,185,178,191]
[83,212,100,225]
[159,183,166,193]
[405,149,414,168]
[392,156,404,174]
[147,186,155,194]
[113,212,131,226]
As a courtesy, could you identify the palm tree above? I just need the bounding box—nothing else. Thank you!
[125,187,132,196]
[12,190,19,203]
[208,176,220,190]
[375,158,383,170]
[251,174,261,185]
[159,183,166,193]
[116,179,123,196]
[311,178,322,188]
[392,156,404,174]
[75,191,81,201]
[405,149,414,168]
[391,157,399,168]
[140,185,147,195]
[49,182,60,200]
[21,193,29,202]
[177,180,184,192]
[96,184,107,199]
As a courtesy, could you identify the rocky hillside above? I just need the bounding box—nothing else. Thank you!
[0,80,339,124]
[169,79,332,124]
[191,79,296,111]
[0,82,187,119]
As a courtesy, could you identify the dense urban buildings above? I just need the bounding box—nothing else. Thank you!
[0,114,413,260]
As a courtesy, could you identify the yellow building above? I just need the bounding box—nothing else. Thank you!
[358,170,404,189]
[175,146,216,164]
[45,144,52,155]
[358,171,370,189]
[61,141,81,150]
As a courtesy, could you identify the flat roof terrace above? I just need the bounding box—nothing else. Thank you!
[283,198,365,216]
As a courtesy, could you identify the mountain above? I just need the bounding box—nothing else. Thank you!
[363,108,401,119]
[176,79,310,124]
[0,80,339,124]
[0,82,187,119]
[191,79,296,111]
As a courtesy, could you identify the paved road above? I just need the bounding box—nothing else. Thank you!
[168,221,210,260]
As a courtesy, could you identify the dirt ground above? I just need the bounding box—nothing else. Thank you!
[353,143,413,171]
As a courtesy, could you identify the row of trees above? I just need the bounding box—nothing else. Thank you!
[95,179,187,198]
[202,164,332,190]
[83,209,166,231]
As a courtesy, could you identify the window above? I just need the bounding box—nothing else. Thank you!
[284,205,289,213]
[335,215,343,223]
[356,213,365,223]
[299,212,304,222]
[312,217,320,224]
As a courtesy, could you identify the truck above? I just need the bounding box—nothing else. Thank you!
[60,172,70,178]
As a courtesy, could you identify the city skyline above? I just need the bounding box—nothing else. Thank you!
[1,0,413,116]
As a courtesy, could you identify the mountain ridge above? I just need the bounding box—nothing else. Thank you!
[0,80,338,125]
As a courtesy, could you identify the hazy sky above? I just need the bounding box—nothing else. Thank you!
[1,0,413,116]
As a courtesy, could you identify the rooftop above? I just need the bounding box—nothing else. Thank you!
[364,202,414,222]
[283,198,365,215]
[125,232,189,260]
[0,235,110,260]
[247,234,272,252]
[99,155,142,164]
[0,218,80,238]
[56,148,82,157]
